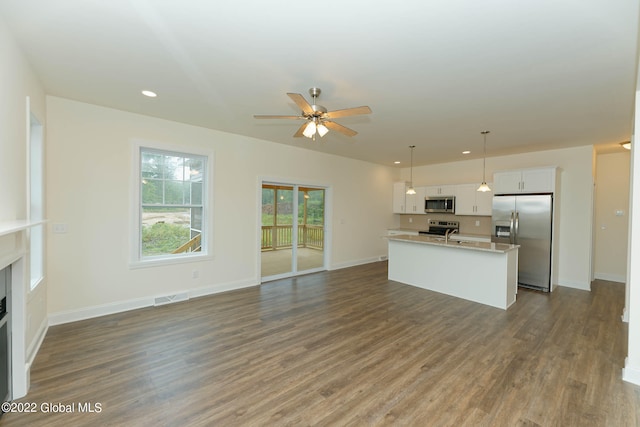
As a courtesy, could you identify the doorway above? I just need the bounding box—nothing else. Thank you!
[260,183,326,280]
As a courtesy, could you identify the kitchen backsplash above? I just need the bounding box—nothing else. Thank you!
[399,214,492,236]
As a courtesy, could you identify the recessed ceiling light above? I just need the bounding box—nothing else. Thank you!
[462,150,471,154]
[141,90,157,98]
[394,161,401,164]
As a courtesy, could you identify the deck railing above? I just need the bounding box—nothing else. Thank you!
[172,233,202,254]
[261,225,324,251]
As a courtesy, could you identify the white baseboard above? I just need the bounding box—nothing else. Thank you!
[329,256,384,271]
[48,278,258,326]
[27,317,48,366]
[594,272,626,283]
[622,357,640,386]
[188,278,257,299]
[557,278,591,291]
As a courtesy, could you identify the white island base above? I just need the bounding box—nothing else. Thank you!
[388,236,519,310]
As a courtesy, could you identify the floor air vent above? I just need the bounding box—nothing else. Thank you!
[154,292,189,306]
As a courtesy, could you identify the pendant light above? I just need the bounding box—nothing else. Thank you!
[477,131,491,192]
[406,145,417,195]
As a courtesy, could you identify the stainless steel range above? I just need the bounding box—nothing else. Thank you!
[419,220,459,236]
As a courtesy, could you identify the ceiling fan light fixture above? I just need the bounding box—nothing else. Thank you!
[317,123,329,137]
[254,88,371,139]
[303,121,316,138]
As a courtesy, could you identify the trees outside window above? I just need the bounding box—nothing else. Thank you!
[138,147,207,259]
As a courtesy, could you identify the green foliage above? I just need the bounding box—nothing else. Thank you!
[142,222,189,256]
[261,188,324,226]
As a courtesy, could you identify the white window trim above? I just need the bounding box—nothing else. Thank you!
[27,96,45,291]
[129,139,214,269]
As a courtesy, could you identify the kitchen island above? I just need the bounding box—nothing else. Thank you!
[387,234,519,310]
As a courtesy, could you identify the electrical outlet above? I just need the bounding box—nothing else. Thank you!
[475,220,480,226]
[192,270,199,279]
[409,217,413,223]
[52,223,68,233]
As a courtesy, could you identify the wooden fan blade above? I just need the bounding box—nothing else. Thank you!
[324,106,372,119]
[254,115,302,119]
[324,120,357,137]
[293,122,308,137]
[287,93,314,115]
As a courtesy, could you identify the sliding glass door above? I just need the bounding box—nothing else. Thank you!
[261,183,325,280]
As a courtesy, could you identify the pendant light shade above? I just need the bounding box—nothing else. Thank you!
[477,131,491,192]
[317,123,329,137]
[303,121,317,138]
[406,145,416,195]
[303,120,329,139]
[477,182,491,192]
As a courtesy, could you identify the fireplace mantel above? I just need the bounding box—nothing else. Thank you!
[0,219,46,237]
[0,219,47,400]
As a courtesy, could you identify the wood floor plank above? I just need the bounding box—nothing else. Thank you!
[1,262,639,426]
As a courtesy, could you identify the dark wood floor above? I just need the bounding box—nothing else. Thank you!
[2,261,639,426]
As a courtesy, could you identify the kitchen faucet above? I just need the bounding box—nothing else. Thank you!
[445,228,458,244]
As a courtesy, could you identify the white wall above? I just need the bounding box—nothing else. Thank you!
[594,151,631,282]
[623,94,640,386]
[45,96,397,321]
[401,145,595,290]
[0,16,48,396]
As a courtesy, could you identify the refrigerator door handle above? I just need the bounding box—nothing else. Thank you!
[514,211,520,244]
[509,211,515,244]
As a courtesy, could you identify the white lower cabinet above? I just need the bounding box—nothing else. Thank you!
[455,183,493,216]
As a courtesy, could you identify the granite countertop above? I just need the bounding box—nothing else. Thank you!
[388,228,491,242]
[386,234,519,254]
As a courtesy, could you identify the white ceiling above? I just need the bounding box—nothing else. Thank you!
[1,0,638,166]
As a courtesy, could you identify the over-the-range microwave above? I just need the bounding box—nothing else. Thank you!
[424,196,455,213]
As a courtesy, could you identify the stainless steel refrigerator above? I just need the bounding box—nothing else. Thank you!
[491,194,553,291]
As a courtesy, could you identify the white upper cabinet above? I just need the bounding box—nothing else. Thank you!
[455,183,493,216]
[493,167,556,194]
[406,186,426,214]
[393,182,407,213]
[424,185,456,197]
[475,187,493,215]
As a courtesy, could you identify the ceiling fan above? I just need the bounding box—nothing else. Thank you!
[254,88,372,140]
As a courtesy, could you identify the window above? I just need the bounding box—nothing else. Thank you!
[135,145,209,263]
[29,110,44,289]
